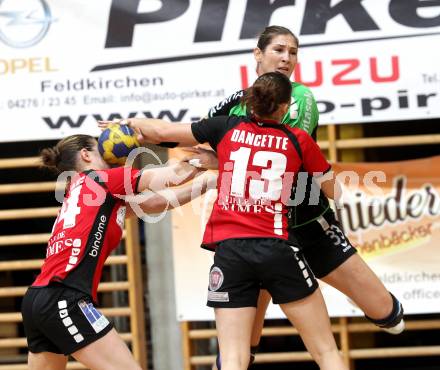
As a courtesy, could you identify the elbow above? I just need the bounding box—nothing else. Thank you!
[136,193,169,214]
[323,179,343,207]
[320,176,338,201]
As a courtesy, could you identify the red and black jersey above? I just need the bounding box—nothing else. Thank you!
[191,115,331,249]
[33,167,140,302]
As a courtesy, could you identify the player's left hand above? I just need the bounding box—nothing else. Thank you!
[98,118,138,128]
[98,119,145,143]
[97,119,123,130]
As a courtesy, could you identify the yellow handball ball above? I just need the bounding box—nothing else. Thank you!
[98,123,140,166]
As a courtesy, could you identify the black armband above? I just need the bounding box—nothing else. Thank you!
[157,142,179,148]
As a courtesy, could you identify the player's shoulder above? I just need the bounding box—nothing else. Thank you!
[204,113,245,124]
[221,89,245,103]
[94,167,120,176]
[90,167,127,183]
[288,126,313,141]
[291,81,315,98]
[286,125,306,134]
[208,89,245,117]
[210,114,249,129]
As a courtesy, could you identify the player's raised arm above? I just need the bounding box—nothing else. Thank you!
[99,118,199,147]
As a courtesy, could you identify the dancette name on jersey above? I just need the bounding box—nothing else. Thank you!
[230,129,289,150]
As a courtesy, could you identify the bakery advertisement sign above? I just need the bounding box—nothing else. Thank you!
[323,155,440,316]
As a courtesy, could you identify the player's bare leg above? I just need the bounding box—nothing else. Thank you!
[280,289,348,370]
[212,290,270,370]
[214,307,256,370]
[71,328,141,370]
[250,290,271,347]
[28,352,68,370]
[321,254,404,334]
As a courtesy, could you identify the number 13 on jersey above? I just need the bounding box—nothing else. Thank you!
[229,147,287,201]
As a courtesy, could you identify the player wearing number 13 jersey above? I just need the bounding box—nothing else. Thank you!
[208,27,404,369]
[121,72,349,370]
[194,113,330,248]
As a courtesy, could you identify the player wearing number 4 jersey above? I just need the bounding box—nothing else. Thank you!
[116,72,349,370]
[206,25,404,369]
[21,134,215,370]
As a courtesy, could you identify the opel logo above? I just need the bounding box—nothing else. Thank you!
[0,0,55,48]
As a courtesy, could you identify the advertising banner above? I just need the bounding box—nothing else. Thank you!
[171,155,440,321]
[1,0,440,142]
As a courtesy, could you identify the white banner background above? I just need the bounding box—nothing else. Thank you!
[1,0,440,142]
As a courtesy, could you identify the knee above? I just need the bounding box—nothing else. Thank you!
[365,292,404,334]
[379,289,394,307]
[220,350,250,370]
[216,346,258,370]
[362,288,394,319]
[312,347,343,367]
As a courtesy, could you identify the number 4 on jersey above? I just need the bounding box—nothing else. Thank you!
[52,181,83,231]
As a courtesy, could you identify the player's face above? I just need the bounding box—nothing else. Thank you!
[255,34,298,77]
[89,142,110,170]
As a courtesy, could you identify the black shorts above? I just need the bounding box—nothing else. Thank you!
[295,210,357,279]
[206,238,318,308]
[21,284,113,355]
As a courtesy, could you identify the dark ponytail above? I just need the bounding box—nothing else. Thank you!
[40,134,95,174]
[242,72,292,118]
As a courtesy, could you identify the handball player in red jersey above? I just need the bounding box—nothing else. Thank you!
[21,134,215,370]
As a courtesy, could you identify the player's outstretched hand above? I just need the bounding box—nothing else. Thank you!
[98,118,135,129]
[98,119,145,143]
